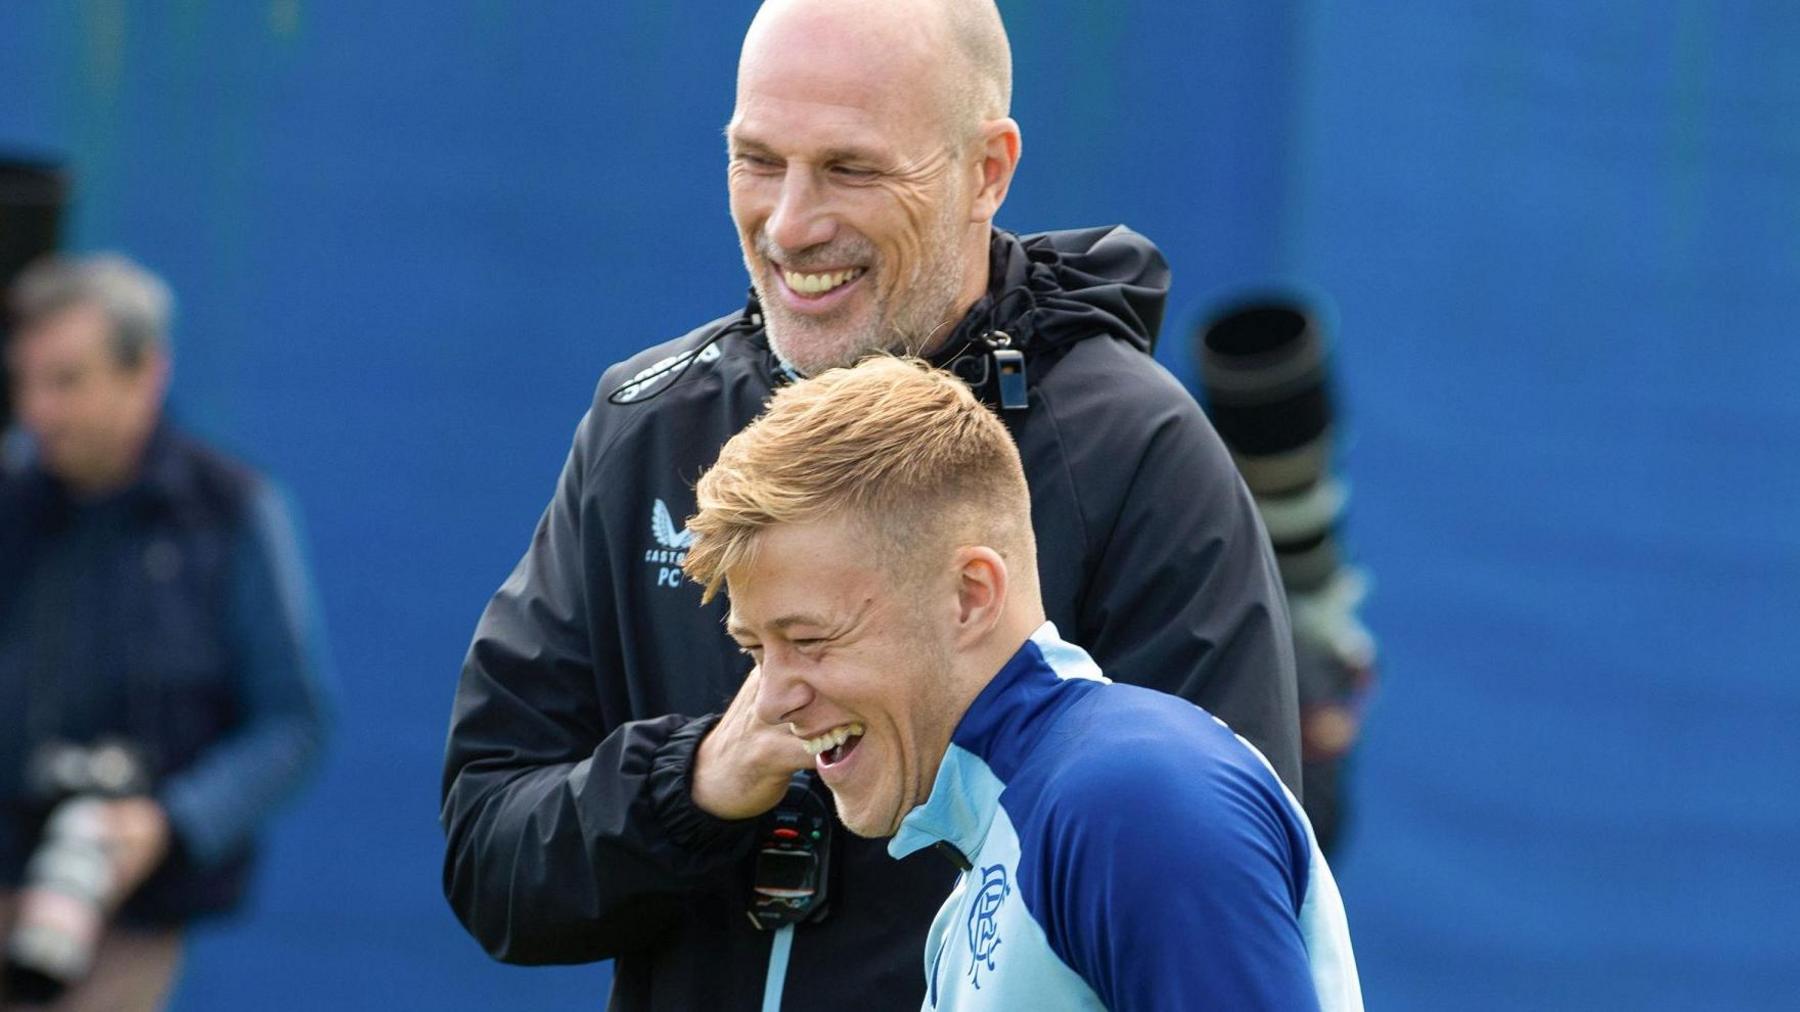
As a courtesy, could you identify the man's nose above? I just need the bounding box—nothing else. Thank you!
[765,167,836,254]
[754,657,814,727]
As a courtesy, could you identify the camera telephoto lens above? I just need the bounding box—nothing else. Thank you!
[1196,300,1337,591]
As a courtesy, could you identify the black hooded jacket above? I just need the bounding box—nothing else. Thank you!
[441,226,1299,1010]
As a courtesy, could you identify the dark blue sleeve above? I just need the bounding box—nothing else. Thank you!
[158,481,334,865]
[1023,746,1319,1012]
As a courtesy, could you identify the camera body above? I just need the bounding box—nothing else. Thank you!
[4,739,152,1005]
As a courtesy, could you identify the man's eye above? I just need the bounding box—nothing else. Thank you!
[829,165,878,180]
[734,153,782,171]
[738,645,763,661]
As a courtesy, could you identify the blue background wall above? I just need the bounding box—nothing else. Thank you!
[3,3,1796,1009]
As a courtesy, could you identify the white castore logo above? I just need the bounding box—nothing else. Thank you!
[646,498,695,588]
[613,344,723,403]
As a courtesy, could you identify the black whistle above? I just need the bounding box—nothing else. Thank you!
[992,348,1028,411]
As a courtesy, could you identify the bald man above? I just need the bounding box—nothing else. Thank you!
[441,2,1301,1008]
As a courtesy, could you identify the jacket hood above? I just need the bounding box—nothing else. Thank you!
[944,225,1170,358]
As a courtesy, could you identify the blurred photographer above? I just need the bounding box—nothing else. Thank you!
[1197,299,1376,855]
[0,254,332,1011]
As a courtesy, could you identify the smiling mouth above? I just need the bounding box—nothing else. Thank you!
[780,266,865,296]
[799,722,865,766]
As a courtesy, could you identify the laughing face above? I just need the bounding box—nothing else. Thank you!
[725,5,990,375]
[727,517,964,838]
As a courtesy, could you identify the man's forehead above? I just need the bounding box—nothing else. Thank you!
[734,61,934,129]
[726,581,875,638]
[726,606,837,637]
[723,520,885,631]
[734,1,952,133]
[726,98,906,167]
[14,303,111,359]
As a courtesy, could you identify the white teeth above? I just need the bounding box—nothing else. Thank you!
[799,722,866,756]
[782,267,864,295]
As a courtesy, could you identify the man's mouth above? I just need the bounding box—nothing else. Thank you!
[799,722,865,766]
[780,267,865,297]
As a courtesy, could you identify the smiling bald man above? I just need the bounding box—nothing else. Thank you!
[441,3,1300,1009]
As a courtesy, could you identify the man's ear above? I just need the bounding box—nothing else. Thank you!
[968,118,1021,225]
[145,350,171,396]
[952,545,1009,647]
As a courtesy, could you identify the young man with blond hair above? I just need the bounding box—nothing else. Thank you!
[684,357,1361,1011]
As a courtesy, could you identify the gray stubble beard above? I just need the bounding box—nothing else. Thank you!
[754,199,973,376]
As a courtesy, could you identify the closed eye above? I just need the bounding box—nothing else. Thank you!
[792,636,844,661]
[732,152,783,172]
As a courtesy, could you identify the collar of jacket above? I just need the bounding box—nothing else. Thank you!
[887,620,1110,864]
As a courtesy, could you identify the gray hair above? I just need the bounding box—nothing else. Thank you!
[9,253,174,369]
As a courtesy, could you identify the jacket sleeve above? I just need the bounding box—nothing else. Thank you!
[158,482,333,866]
[1067,377,1304,793]
[439,404,758,965]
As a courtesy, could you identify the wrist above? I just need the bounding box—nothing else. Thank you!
[690,729,751,819]
[647,715,760,854]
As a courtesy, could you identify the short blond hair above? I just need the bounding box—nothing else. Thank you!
[685,356,1031,603]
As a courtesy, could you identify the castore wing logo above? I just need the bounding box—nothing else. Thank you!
[645,498,694,588]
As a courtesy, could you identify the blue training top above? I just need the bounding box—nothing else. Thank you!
[889,623,1361,1011]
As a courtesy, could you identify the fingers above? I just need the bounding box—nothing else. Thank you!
[692,667,812,819]
[728,667,803,754]
[97,798,171,904]
[725,665,763,718]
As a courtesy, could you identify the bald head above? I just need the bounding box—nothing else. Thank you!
[741,0,1010,144]
[726,0,1023,375]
